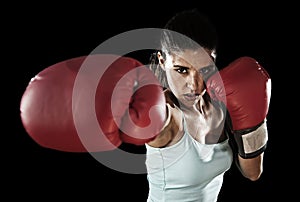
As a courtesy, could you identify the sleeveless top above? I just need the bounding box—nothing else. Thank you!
[145,115,233,202]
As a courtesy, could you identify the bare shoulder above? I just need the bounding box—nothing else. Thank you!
[147,101,184,148]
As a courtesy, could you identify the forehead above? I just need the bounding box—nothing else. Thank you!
[167,48,214,68]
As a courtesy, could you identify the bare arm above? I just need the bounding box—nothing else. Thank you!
[237,153,264,181]
[147,89,184,148]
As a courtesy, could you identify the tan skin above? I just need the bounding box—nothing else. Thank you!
[147,48,263,181]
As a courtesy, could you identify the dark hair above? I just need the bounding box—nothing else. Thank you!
[149,9,218,88]
[162,9,218,52]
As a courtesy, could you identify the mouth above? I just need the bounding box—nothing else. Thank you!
[183,93,200,101]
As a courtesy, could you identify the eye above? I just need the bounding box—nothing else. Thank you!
[199,65,216,76]
[199,67,210,75]
[199,65,217,80]
[175,67,188,74]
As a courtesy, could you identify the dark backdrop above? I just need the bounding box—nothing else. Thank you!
[9,1,292,201]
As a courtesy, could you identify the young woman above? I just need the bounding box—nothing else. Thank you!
[19,8,270,202]
[145,9,270,202]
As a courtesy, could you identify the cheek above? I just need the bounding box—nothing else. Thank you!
[166,71,185,88]
[167,70,180,80]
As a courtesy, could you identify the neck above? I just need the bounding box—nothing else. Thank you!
[180,96,208,117]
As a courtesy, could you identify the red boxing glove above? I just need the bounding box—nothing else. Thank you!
[20,54,166,152]
[97,55,166,145]
[207,56,271,158]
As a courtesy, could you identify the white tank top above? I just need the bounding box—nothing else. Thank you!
[145,117,233,202]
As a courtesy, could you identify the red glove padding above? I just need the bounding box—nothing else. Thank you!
[20,54,166,152]
[207,56,271,158]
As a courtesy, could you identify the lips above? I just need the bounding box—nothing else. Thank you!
[183,93,200,101]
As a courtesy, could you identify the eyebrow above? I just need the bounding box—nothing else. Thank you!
[173,64,216,69]
[201,64,216,70]
[173,65,189,68]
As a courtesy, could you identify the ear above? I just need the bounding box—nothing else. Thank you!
[204,48,217,62]
[157,51,166,70]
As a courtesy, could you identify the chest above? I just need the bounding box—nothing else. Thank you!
[184,107,226,144]
[146,137,233,189]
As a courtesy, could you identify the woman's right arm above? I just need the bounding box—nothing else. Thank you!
[147,89,184,148]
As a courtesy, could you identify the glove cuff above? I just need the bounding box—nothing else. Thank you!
[234,120,268,159]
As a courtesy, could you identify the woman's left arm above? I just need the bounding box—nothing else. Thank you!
[237,152,264,181]
[206,57,271,181]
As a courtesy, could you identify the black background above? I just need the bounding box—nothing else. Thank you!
[8,1,293,201]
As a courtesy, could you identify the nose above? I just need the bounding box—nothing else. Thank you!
[186,70,202,91]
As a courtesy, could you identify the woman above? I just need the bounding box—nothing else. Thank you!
[145,9,269,202]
